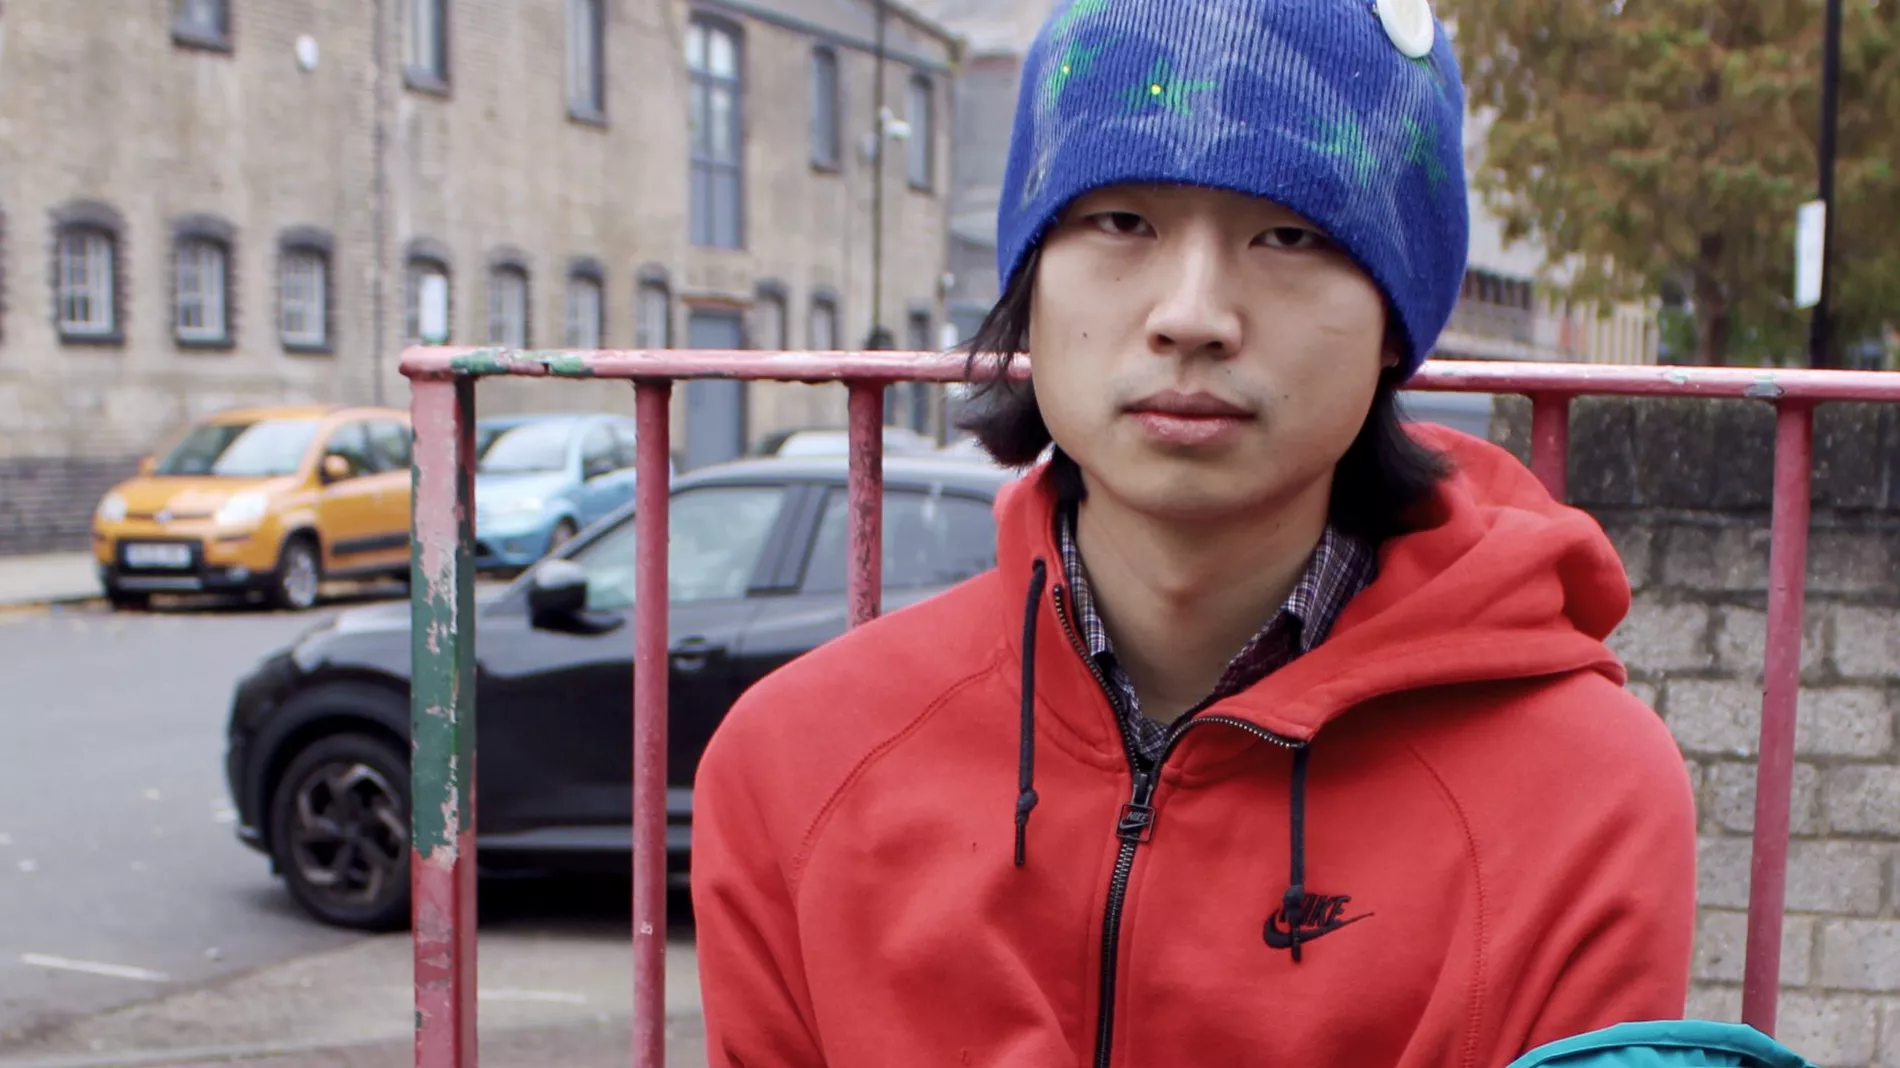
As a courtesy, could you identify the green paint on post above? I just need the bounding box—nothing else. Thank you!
[449,348,515,376]
[409,376,478,859]
[541,352,595,377]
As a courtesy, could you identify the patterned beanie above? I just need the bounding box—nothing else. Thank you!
[997,0,1470,379]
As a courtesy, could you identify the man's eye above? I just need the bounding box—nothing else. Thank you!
[1260,226,1325,249]
[1091,212,1152,236]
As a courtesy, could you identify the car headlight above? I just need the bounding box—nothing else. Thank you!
[483,496,544,519]
[215,492,270,528]
[96,493,128,523]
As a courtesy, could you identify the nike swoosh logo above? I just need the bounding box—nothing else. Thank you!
[1262,911,1373,950]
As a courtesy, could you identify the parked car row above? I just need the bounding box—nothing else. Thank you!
[223,453,1019,929]
[91,405,664,609]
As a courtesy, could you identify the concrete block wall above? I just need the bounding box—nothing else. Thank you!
[1495,396,1900,1067]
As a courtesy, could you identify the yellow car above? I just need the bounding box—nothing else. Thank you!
[93,405,415,611]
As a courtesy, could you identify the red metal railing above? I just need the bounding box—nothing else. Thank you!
[400,348,1900,1067]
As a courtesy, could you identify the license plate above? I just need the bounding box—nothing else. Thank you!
[124,543,192,569]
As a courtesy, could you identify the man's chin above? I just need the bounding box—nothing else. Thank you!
[1087,465,1289,526]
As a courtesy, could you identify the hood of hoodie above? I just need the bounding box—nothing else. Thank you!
[995,424,1632,745]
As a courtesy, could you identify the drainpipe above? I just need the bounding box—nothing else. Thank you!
[370,0,390,405]
[869,0,887,351]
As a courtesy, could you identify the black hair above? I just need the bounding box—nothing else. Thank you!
[955,244,1452,543]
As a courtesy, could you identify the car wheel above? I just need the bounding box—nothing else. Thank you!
[547,518,579,554]
[269,536,322,611]
[270,733,411,931]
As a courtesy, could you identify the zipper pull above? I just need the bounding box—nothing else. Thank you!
[1116,769,1157,844]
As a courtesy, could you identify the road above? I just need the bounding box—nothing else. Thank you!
[0,596,706,1066]
[0,601,368,1041]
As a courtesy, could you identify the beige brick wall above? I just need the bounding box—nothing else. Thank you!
[1495,397,1900,1067]
[0,0,956,551]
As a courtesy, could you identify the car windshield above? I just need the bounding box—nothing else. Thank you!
[477,421,574,474]
[154,419,322,477]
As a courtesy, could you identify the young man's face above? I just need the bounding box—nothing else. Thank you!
[1029,183,1397,523]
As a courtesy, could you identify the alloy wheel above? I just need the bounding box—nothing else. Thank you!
[284,761,408,910]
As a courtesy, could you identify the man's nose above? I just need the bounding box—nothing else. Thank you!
[1144,237,1243,360]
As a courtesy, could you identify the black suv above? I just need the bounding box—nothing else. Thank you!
[224,454,1016,929]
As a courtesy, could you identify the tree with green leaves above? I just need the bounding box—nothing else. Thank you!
[1441,0,1900,366]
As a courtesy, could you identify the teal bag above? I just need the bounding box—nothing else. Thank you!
[1505,1021,1816,1068]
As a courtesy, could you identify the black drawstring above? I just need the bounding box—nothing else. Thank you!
[1282,745,1312,962]
[1015,559,1048,867]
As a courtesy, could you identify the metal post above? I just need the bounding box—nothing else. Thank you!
[632,381,674,1068]
[1529,392,1571,502]
[846,382,885,627]
[1742,401,1815,1034]
[1808,0,1844,369]
[409,373,479,1068]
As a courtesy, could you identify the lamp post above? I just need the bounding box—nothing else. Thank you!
[1806,0,1844,369]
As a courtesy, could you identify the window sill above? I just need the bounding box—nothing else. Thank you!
[405,68,451,97]
[908,181,936,196]
[177,336,237,353]
[568,106,608,129]
[283,341,335,356]
[811,159,842,175]
[172,28,233,53]
[58,330,125,348]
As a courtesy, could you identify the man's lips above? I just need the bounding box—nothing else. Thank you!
[1123,390,1253,419]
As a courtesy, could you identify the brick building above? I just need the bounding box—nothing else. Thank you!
[0,0,959,555]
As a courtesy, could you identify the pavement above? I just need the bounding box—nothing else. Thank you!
[0,931,707,1068]
[0,605,711,1066]
[0,554,100,608]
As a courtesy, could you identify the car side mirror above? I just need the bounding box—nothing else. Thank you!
[527,558,621,634]
[320,454,352,484]
[138,455,156,476]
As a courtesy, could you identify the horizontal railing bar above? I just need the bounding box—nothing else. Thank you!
[399,347,1900,404]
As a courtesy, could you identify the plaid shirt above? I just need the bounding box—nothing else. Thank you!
[1056,506,1378,764]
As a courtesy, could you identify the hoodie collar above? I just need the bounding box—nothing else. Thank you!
[995,426,1631,748]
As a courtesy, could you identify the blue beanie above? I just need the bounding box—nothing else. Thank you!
[997,0,1470,379]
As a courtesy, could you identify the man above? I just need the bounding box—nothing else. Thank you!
[691,1,1698,1064]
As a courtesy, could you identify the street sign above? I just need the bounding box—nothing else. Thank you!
[1795,199,1826,309]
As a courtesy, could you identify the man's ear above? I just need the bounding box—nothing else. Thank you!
[1380,320,1405,371]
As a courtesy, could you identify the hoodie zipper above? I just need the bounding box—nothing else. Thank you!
[1050,583,1306,1068]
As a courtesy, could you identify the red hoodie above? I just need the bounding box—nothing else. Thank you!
[691,427,1697,1068]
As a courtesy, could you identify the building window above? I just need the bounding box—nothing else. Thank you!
[687,18,743,249]
[753,289,786,352]
[406,257,452,343]
[280,246,329,351]
[906,75,934,191]
[174,236,231,345]
[406,0,448,88]
[173,0,230,47]
[55,226,118,341]
[635,279,672,349]
[565,270,603,348]
[566,0,604,119]
[488,265,530,348]
[811,47,840,170]
[808,294,837,351]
